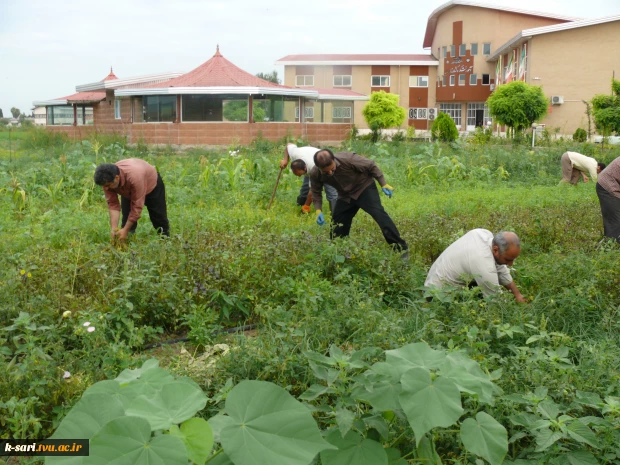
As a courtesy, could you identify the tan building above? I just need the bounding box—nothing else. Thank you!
[277,1,620,136]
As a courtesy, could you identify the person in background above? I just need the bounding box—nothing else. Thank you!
[280,143,338,213]
[94,159,169,240]
[425,229,526,302]
[596,156,620,242]
[560,151,605,184]
[310,148,408,256]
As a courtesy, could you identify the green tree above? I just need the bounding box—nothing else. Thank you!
[256,71,280,84]
[486,81,548,136]
[10,107,21,119]
[362,91,406,143]
[591,78,620,135]
[431,112,459,142]
[0,108,3,118]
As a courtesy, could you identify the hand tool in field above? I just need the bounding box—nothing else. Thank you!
[267,167,284,210]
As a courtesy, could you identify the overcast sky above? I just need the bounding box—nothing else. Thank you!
[0,0,617,116]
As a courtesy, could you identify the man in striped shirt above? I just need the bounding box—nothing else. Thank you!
[596,157,620,241]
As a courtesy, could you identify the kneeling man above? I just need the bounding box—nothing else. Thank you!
[425,229,526,302]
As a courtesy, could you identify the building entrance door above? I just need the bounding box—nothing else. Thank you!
[475,110,484,128]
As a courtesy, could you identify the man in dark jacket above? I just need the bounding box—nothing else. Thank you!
[309,149,408,253]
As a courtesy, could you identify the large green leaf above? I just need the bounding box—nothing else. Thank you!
[84,416,187,465]
[320,430,388,465]
[560,450,599,465]
[534,428,563,452]
[169,417,214,465]
[335,407,355,437]
[566,421,600,449]
[352,362,402,411]
[46,393,125,465]
[399,368,463,445]
[438,352,499,404]
[299,384,334,401]
[115,359,160,384]
[221,380,335,465]
[416,435,443,465]
[208,413,234,443]
[126,381,208,430]
[537,399,560,420]
[460,412,508,465]
[385,343,446,376]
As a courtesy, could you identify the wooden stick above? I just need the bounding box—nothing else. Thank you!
[267,167,284,210]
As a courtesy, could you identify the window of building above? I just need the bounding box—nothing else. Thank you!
[439,103,461,127]
[442,46,447,58]
[442,75,447,86]
[450,75,455,86]
[332,106,352,121]
[114,100,121,119]
[459,74,466,86]
[371,75,390,87]
[483,43,491,55]
[409,76,428,87]
[482,74,490,85]
[450,45,456,57]
[252,95,299,122]
[470,74,477,85]
[295,75,314,86]
[295,106,315,121]
[437,76,441,87]
[471,43,478,55]
[459,44,466,56]
[143,95,177,122]
[45,105,93,126]
[182,95,249,122]
[467,103,491,128]
[333,75,352,87]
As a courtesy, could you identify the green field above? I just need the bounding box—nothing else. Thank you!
[2,129,620,464]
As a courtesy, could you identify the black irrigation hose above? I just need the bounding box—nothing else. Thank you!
[141,324,258,350]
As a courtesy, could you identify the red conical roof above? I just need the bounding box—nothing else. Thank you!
[149,46,286,88]
[103,67,118,81]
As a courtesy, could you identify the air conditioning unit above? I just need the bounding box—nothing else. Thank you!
[551,95,564,105]
[427,108,438,121]
[490,84,496,91]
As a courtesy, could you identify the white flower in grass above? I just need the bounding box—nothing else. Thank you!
[87,326,95,333]
[83,321,91,327]
[63,371,71,379]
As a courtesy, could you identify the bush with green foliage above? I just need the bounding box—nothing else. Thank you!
[486,81,548,135]
[430,112,459,142]
[362,91,406,143]
[573,128,587,142]
[591,78,620,135]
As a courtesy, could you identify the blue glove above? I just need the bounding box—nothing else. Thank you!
[316,211,326,226]
[381,184,394,198]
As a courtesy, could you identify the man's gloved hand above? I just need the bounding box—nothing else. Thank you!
[301,205,311,214]
[381,184,394,198]
[316,210,326,226]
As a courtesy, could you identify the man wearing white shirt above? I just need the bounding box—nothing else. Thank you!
[280,143,338,213]
[425,229,526,302]
[560,152,605,184]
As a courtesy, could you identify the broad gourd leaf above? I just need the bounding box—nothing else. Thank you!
[537,399,560,420]
[534,428,563,452]
[416,435,443,465]
[169,417,214,465]
[566,421,600,449]
[126,381,207,431]
[208,452,235,465]
[221,380,335,465]
[208,413,234,443]
[47,393,125,465]
[351,362,401,411]
[84,416,187,465]
[438,352,500,404]
[335,407,355,437]
[560,450,599,465]
[399,368,463,445]
[460,412,508,465]
[385,343,446,376]
[386,447,409,465]
[320,430,388,465]
[115,359,160,384]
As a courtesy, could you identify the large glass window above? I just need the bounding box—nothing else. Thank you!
[459,44,466,56]
[470,74,478,85]
[442,46,447,58]
[450,75,455,86]
[483,43,491,55]
[46,105,93,125]
[182,95,249,122]
[439,103,462,127]
[371,76,390,87]
[114,99,121,119]
[253,95,299,122]
[143,96,176,122]
[295,75,314,86]
[333,75,352,87]
[409,76,428,87]
[450,45,456,57]
[299,99,354,123]
[459,75,466,86]
[471,43,478,55]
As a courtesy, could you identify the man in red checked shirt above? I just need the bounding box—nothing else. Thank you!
[94,159,169,240]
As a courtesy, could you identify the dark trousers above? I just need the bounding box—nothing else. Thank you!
[597,182,620,242]
[297,176,338,213]
[121,173,170,236]
[331,183,408,251]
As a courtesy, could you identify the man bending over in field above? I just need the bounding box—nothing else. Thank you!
[310,148,408,256]
[280,143,338,213]
[425,229,526,302]
[94,159,169,241]
[560,151,605,184]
